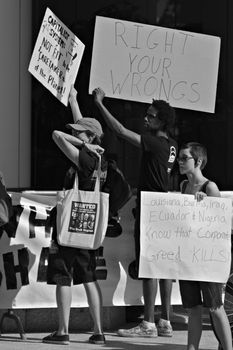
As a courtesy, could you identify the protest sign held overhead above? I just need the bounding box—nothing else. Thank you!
[89,16,221,113]
[28,8,85,106]
[139,192,232,283]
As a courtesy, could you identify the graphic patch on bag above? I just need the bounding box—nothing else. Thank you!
[68,201,97,234]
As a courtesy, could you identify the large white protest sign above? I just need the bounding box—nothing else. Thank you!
[28,8,85,106]
[89,16,221,113]
[139,192,232,283]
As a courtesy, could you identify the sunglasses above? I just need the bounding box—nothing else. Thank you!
[177,156,194,163]
[146,112,158,119]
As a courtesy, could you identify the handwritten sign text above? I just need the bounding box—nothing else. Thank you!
[28,8,85,106]
[139,192,232,283]
[89,16,221,113]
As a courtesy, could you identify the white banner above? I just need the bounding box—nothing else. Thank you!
[0,193,183,309]
[28,8,85,106]
[139,192,232,283]
[89,16,221,113]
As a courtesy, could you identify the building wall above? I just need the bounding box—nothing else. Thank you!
[0,0,31,188]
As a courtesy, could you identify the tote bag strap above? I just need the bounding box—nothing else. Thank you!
[73,172,79,189]
[73,155,102,192]
[93,156,102,193]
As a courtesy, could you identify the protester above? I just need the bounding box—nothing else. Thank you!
[42,86,108,345]
[219,236,233,350]
[92,87,177,337]
[0,171,14,228]
[178,142,232,350]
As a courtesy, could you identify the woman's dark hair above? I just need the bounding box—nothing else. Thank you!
[181,142,208,170]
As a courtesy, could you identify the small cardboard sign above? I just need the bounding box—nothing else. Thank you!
[28,8,85,106]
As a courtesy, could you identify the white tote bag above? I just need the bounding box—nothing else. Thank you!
[56,160,109,249]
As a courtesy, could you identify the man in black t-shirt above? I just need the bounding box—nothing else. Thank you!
[93,87,177,338]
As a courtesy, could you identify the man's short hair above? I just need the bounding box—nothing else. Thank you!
[152,99,176,135]
[181,142,208,169]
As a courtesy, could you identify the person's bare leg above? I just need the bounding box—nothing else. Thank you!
[187,305,202,350]
[160,279,172,320]
[84,281,103,334]
[116,279,157,337]
[210,306,232,350]
[143,278,158,322]
[56,285,72,335]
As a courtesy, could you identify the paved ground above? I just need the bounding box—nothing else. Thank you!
[0,326,219,350]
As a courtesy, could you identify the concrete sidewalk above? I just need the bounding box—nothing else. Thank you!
[0,327,219,350]
[0,306,221,349]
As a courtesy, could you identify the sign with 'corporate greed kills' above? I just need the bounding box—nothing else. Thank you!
[139,192,232,283]
[89,16,221,113]
[28,8,85,106]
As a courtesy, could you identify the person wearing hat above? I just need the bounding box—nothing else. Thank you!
[43,86,108,346]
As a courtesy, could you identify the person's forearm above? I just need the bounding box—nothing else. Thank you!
[52,130,83,147]
[69,97,83,122]
[52,130,104,156]
[95,100,125,135]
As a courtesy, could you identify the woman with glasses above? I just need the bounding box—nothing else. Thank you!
[178,142,232,350]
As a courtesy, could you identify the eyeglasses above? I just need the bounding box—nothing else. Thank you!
[177,156,194,163]
[146,112,158,119]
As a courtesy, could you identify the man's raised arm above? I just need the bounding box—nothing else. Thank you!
[93,87,141,148]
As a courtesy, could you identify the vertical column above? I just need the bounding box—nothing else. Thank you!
[19,0,32,188]
[0,0,31,189]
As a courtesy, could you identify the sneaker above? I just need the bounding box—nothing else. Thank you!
[42,331,70,345]
[117,321,158,338]
[89,333,106,344]
[157,319,173,337]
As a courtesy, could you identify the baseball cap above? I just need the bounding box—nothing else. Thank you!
[66,118,103,137]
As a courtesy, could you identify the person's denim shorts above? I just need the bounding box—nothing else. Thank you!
[179,280,223,308]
